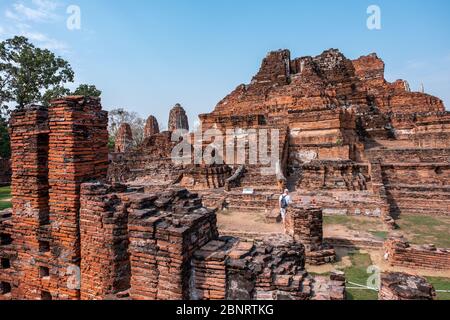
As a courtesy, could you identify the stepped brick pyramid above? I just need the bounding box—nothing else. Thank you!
[197,49,450,218]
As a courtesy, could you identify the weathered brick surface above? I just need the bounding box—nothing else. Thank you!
[79,183,130,300]
[168,104,189,132]
[9,105,50,300]
[196,48,450,219]
[379,272,436,300]
[127,188,218,300]
[384,236,450,271]
[115,123,133,153]
[6,97,108,300]
[285,205,336,265]
[0,209,16,300]
[144,115,160,138]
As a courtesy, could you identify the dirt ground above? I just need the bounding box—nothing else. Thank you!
[217,210,283,234]
[217,209,450,279]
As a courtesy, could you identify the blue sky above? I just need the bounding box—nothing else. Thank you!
[1,0,449,127]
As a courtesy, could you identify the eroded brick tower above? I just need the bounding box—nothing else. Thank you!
[8,96,108,300]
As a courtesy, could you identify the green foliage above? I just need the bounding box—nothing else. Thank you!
[108,135,115,151]
[0,186,11,210]
[0,116,10,158]
[42,86,71,107]
[397,215,450,248]
[344,251,379,300]
[0,36,74,114]
[427,277,450,300]
[73,84,102,97]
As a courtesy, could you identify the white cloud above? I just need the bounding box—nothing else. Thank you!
[20,30,68,51]
[5,0,61,23]
[1,1,69,53]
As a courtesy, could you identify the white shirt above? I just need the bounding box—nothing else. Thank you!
[279,194,291,206]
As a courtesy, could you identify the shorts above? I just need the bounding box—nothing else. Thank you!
[280,208,287,220]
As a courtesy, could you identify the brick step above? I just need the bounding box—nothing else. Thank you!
[225,205,271,212]
[386,191,450,201]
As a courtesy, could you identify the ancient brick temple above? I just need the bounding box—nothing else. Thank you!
[115,123,133,153]
[108,48,449,222]
[1,96,345,300]
[144,115,160,138]
[2,48,449,300]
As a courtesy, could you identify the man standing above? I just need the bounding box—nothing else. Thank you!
[279,189,291,231]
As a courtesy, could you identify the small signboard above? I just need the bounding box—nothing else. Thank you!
[242,188,254,195]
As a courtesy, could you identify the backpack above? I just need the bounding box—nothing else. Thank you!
[281,195,289,209]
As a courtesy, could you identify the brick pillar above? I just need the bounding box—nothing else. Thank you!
[9,105,50,300]
[47,96,108,299]
[128,189,218,300]
[79,183,130,300]
[285,205,323,251]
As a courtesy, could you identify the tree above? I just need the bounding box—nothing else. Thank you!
[0,36,74,115]
[73,84,102,97]
[0,115,10,158]
[108,108,145,147]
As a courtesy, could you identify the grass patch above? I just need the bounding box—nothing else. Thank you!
[344,251,379,300]
[427,277,450,301]
[369,231,388,240]
[0,186,11,210]
[397,215,450,248]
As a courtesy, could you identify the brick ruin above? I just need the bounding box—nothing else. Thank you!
[0,96,345,300]
[115,123,133,153]
[379,272,436,300]
[108,49,449,223]
[144,115,160,138]
[384,235,450,271]
[0,158,11,186]
[285,205,336,265]
[1,48,450,300]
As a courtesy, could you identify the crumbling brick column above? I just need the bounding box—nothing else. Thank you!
[47,96,108,299]
[379,272,436,300]
[127,189,218,300]
[144,115,160,138]
[285,205,336,265]
[79,183,130,300]
[9,105,50,300]
[285,205,323,250]
[8,97,108,300]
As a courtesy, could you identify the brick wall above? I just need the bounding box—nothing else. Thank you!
[384,237,450,271]
[7,97,108,300]
[285,205,336,265]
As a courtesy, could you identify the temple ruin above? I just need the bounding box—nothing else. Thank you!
[1,48,449,300]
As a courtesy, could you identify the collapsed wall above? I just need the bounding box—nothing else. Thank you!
[79,183,344,301]
[384,236,450,271]
[379,272,436,300]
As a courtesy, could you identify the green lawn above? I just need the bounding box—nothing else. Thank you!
[0,186,12,210]
[344,251,379,300]
[427,277,450,301]
[396,215,450,248]
[324,214,450,247]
